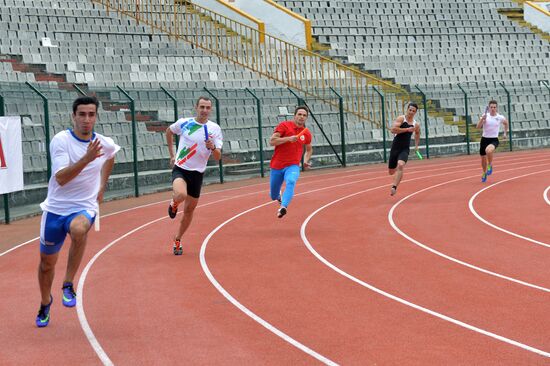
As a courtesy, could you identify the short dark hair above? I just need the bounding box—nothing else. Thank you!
[294,105,309,116]
[72,96,99,114]
[407,102,419,111]
[488,100,498,106]
[195,96,212,106]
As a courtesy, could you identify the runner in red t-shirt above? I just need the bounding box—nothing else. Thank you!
[269,106,313,218]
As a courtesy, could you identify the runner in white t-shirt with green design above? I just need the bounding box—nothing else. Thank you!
[165,96,223,255]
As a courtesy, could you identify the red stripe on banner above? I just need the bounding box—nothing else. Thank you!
[0,135,7,169]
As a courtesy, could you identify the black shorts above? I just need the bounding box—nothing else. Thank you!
[388,148,410,169]
[171,166,204,198]
[479,137,499,156]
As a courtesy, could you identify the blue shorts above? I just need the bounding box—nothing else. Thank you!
[40,210,96,255]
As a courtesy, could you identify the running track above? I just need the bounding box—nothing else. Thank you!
[0,149,548,365]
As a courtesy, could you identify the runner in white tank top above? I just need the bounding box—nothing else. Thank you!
[476,100,509,182]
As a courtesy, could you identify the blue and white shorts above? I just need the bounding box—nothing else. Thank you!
[39,210,96,255]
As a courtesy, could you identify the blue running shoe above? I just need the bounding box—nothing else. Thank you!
[36,295,52,328]
[481,172,487,183]
[487,164,492,175]
[62,282,76,307]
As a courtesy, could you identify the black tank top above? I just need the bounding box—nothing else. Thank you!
[391,118,416,151]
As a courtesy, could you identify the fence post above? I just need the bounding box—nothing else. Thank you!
[457,84,471,155]
[160,86,179,147]
[117,86,139,197]
[245,88,265,177]
[499,82,513,151]
[372,86,387,163]
[25,82,51,178]
[329,87,346,167]
[287,88,344,167]
[414,85,430,159]
[0,94,9,223]
[203,87,224,184]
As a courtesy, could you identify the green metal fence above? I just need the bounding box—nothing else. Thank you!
[2,80,548,223]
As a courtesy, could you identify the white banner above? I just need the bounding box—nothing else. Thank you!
[0,116,24,194]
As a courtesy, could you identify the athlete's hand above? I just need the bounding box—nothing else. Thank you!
[303,161,312,170]
[288,135,298,143]
[169,156,175,167]
[407,127,415,133]
[501,133,508,141]
[205,140,216,151]
[82,139,103,164]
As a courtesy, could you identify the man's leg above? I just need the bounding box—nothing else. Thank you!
[481,155,487,172]
[175,196,199,240]
[38,211,66,306]
[486,145,495,168]
[38,252,59,306]
[480,154,489,182]
[281,165,300,208]
[392,160,406,187]
[270,168,285,201]
[64,214,93,284]
[37,250,57,326]
[388,148,399,195]
[169,177,187,218]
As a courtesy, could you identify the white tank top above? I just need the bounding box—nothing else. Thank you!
[483,113,504,138]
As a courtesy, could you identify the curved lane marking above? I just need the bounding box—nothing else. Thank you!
[469,170,550,248]
[301,205,550,358]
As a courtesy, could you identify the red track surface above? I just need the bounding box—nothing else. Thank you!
[1,149,549,365]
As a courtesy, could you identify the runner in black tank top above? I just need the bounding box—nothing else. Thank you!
[388,103,421,196]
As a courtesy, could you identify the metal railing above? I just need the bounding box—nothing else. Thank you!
[92,0,409,127]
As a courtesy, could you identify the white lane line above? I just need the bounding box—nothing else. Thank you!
[76,191,281,366]
[544,186,550,206]
[388,162,550,293]
[199,201,339,366]
[300,209,550,358]
[468,170,550,248]
[78,159,548,364]
[2,151,546,257]
[0,159,476,258]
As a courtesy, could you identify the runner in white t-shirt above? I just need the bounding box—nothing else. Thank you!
[36,96,119,328]
[476,100,509,182]
[165,96,223,255]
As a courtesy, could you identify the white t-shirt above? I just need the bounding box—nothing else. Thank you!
[483,113,505,138]
[40,129,120,215]
[169,117,223,173]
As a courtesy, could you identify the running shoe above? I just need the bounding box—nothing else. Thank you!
[36,295,53,328]
[168,201,178,219]
[481,172,487,183]
[487,164,492,175]
[277,207,287,218]
[62,282,76,307]
[390,185,397,196]
[173,239,183,255]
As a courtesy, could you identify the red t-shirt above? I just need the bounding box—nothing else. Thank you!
[270,121,312,169]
